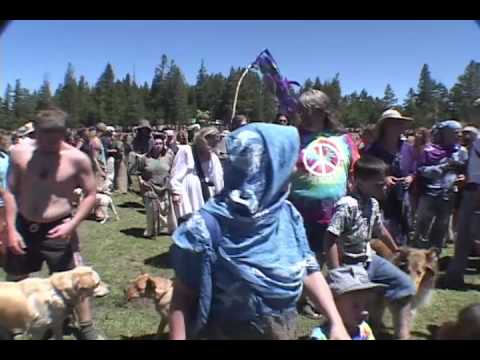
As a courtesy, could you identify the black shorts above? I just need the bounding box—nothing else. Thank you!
[4,214,75,276]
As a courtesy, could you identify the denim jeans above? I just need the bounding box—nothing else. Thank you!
[413,195,454,250]
[366,254,416,302]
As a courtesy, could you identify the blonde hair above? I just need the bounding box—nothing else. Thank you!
[193,127,219,148]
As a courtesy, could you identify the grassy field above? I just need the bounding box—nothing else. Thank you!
[2,191,480,340]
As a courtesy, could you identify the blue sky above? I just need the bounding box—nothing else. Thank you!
[2,20,480,102]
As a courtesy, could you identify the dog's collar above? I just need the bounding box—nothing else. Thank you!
[51,287,76,310]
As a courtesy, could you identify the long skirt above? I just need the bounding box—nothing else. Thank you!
[105,157,115,192]
[144,194,170,237]
[114,159,128,194]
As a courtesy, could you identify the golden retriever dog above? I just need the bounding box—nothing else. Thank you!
[0,266,101,340]
[73,188,119,224]
[126,273,173,336]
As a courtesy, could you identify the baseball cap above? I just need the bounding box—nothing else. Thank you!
[326,266,386,297]
[437,120,462,131]
[34,108,68,130]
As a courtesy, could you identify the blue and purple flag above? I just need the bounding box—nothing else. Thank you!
[251,49,301,116]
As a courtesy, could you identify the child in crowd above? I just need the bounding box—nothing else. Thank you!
[311,265,385,340]
[324,155,416,339]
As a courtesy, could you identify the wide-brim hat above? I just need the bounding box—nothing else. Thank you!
[17,122,35,137]
[378,109,413,125]
[136,119,152,130]
[327,266,387,297]
[375,109,413,140]
[96,122,108,132]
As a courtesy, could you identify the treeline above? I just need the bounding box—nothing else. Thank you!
[1,55,480,130]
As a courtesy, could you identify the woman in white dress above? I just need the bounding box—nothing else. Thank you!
[170,127,224,226]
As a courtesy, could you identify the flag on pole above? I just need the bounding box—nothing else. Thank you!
[251,49,301,116]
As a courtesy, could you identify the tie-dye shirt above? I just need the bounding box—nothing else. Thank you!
[290,128,359,224]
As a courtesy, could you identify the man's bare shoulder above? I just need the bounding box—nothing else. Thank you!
[10,142,35,161]
[63,144,90,164]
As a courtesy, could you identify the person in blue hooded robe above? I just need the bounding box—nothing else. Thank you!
[168,123,349,340]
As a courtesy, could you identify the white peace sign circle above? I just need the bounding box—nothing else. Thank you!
[303,140,342,177]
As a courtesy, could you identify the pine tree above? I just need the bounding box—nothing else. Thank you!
[207,73,227,121]
[57,63,80,126]
[36,78,53,110]
[195,60,209,111]
[95,63,120,124]
[322,73,342,110]
[219,67,241,122]
[417,64,435,108]
[432,81,450,120]
[1,84,15,129]
[164,64,190,124]
[122,74,145,126]
[77,76,96,126]
[450,60,480,124]
[187,86,197,121]
[150,54,169,121]
[262,81,278,122]
[303,78,314,91]
[403,88,417,117]
[382,84,398,110]
[13,79,35,126]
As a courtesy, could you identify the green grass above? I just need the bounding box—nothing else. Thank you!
[2,192,480,340]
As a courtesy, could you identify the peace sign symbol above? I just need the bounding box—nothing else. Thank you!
[303,139,342,177]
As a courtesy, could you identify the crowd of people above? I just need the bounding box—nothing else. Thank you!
[0,88,480,340]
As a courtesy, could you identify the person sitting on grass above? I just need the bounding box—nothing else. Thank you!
[168,123,350,340]
[311,265,386,340]
[324,155,416,340]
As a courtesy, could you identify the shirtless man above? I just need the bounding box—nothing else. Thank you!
[4,106,103,340]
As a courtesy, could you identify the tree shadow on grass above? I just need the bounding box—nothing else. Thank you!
[410,330,432,340]
[120,333,168,340]
[120,228,146,239]
[118,201,144,209]
[144,252,171,269]
[374,331,395,340]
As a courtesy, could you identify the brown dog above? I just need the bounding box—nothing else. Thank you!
[0,266,101,340]
[126,273,173,336]
[371,240,439,311]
